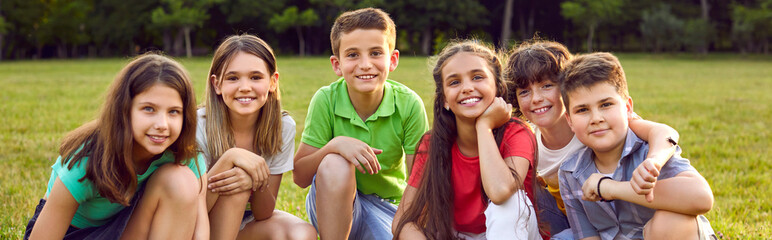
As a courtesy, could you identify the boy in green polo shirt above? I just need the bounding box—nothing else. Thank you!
[293,7,429,240]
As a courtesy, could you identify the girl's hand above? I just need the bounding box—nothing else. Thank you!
[330,136,383,175]
[219,148,271,192]
[207,167,253,195]
[476,97,512,130]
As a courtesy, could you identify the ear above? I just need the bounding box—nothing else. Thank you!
[269,72,279,93]
[565,112,575,132]
[389,49,400,72]
[210,74,222,95]
[625,96,634,119]
[330,55,343,77]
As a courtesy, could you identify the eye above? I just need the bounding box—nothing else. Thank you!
[447,79,459,86]
[226,76,238,81]
[250,75,262,81]
[346,52,358,58]
[472,74,484,80]
[517,89,530,97]
[370,50,383,57]
[169,109,181,115]
[574,107,587,114]
[601,102,613,108]
[543,83,554,89]
[142,106,154,112]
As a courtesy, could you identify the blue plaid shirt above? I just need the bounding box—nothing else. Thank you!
[558,129,696,240]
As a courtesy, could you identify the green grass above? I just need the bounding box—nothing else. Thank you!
[1,54,770,239]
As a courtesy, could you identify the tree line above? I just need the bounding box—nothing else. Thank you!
[0,0,769,60]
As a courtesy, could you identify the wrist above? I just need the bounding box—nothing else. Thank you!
[598,177,615,201]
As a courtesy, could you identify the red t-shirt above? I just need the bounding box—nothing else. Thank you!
[408,119,536,234]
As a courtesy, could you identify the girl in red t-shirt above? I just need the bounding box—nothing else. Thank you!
[393,40,543,240]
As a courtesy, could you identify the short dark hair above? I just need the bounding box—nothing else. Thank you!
[505,40,572,117]
[330,7,396,57]
[560,52,629,111]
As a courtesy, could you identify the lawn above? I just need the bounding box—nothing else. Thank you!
[1,54,770,239]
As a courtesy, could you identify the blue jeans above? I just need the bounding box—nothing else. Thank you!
[535,186,574,239]
[305,176,397,240]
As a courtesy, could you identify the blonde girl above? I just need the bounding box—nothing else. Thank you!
[198,34,316,240]
[25,53,208,239]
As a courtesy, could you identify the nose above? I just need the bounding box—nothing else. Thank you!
[238,78,250,92]
[531,88,544,104]
[359,57,373,70]
[590,109,604,125]
[461,79,474,94]
[154,114,169,131]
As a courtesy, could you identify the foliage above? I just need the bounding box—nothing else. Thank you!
[640,4,684,52]
[731,0,772,53]
[269,7,319,33]
[683,18,715,54]
[560,0,624,52]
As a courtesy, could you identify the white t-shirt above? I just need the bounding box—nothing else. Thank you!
[195,108,295,175]
[535,127,585,178]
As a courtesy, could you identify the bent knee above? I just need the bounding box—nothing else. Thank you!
[316,154,354,181]
[149,163,200,203]
[644,210,698,240]
[287,223,318,240]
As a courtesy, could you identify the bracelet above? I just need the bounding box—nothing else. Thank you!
[597,176,613,202]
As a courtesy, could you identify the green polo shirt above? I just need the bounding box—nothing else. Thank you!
[45,150,207,228]
[301,78,429,203]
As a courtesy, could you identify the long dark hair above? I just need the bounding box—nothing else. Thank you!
[58,53,198,206]
[395,40,540,239]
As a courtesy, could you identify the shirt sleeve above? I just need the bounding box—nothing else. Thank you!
[268,115,296,174]
[402,92,429,155]
[559,169,600,239]
[186,153,208,179]
[407,135,430,187]
[501,121,535,164]
[300,89,333,149]
[51,156,96,204]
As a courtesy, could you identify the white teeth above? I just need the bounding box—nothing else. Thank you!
[236,97,254,103]
[460,98,481,104]
[533,107,550,113]
[358,75,376,79]
[149,135,166,140]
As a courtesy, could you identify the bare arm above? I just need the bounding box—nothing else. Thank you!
[249,174,282,221]
[404,154,415,178]
[392,186,425,239]
[629,119,681,201]
[476,97,523,204]
[583,171,713,215]
[29,177,79,240]
[192,174,210,240]
[293,137,382,188]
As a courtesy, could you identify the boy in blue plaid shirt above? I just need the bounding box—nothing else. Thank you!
[557,52,716,240]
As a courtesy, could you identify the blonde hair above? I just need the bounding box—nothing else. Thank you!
[203,34,285,167]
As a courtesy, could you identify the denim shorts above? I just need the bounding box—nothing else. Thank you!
[305,176,397,240]
[24,183,145,240]
[535,186,573,239]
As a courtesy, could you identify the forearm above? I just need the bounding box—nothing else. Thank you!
[603,172,713,215]
[193,181,210,240]
[477,126,517,204]
[249,189,276,220]
[630,119,679,166]
[293,142,339,188]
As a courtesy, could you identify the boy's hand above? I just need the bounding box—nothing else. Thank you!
[631,158,661,202]
[331,136,383,175]
[581,173,604,201]
[475,97,512,130]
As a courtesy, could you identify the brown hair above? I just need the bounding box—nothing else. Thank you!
[330,7,396,57]
[59,53,198,206]
[202,34,284,167]
[559,52,629,111]
[504,40,572,117]
[394,40,540,239]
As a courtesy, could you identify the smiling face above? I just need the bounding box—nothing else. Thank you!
[515,79,565,128]
[565,82,633,154]
[214,51,277,120]
[331,29,398,96]
[441,52,497,121]
[131,84,183,162]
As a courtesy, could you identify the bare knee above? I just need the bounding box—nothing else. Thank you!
[644,210,698,240]
[286,222,318,240]
[316,154,355,188]
[149,163,199,206]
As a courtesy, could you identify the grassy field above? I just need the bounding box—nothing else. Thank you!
[1,54,770,239]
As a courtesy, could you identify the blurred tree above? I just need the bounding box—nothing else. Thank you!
[269,6,319,56]
[640,4,684,52]
[731,0,771,53]
[388,0,487,55]
[152,0,222,57]
[35,0,92,58]
[0,14,7,61]
[500,0,514,49]
[683,18,715,54]
[89,0,157,57]
[561,0,624,52]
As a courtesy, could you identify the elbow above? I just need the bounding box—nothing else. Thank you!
[692,190,714,215]
[252,207,274,221]
[488,185,517,205]
[293,171,311,189]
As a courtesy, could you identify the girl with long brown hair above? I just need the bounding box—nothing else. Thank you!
[198,34,316,239]
[393,40,542,239]
[25,53,208,239]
